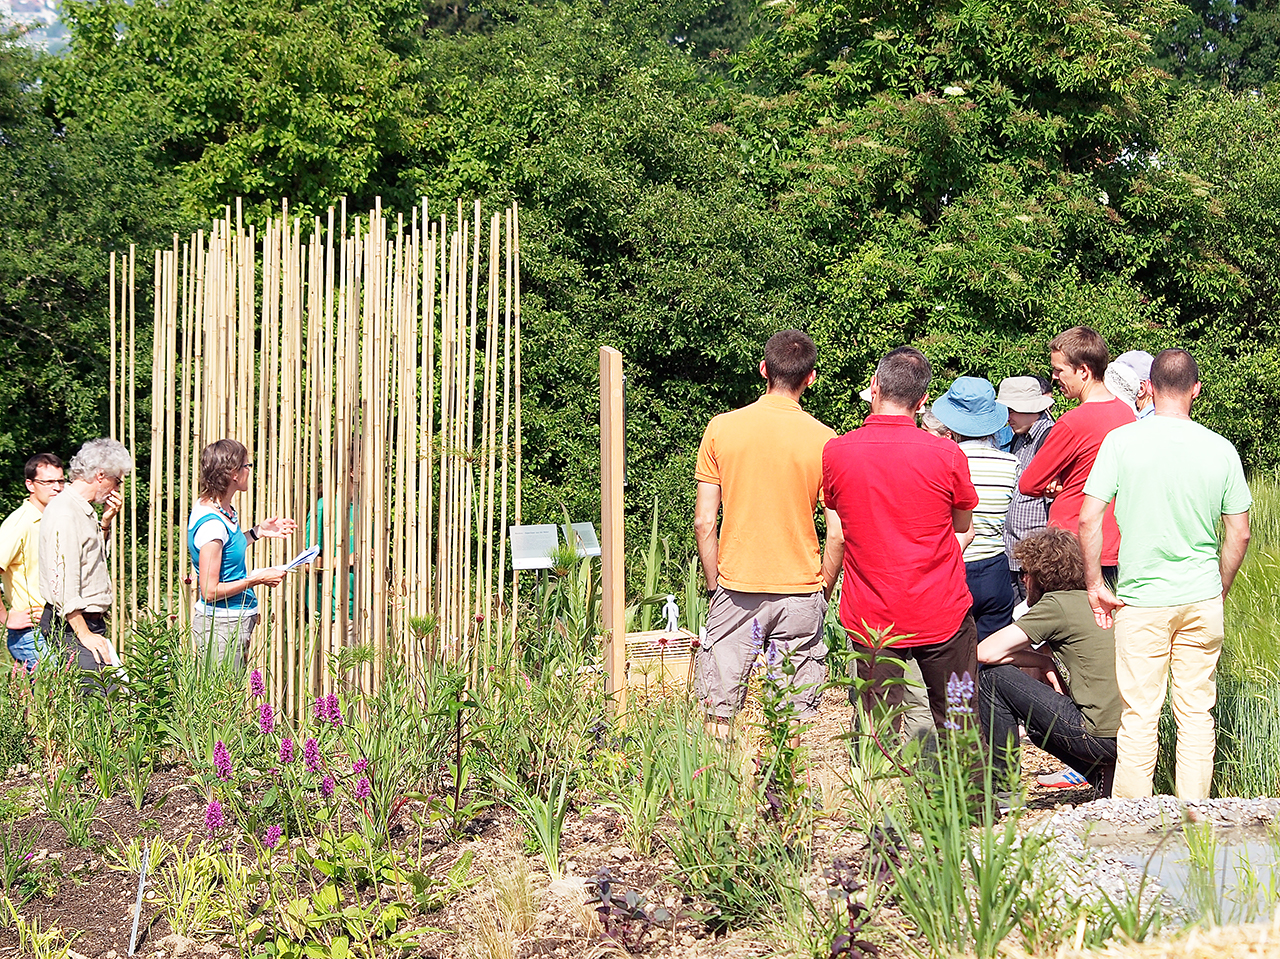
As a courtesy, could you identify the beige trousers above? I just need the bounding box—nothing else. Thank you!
[191,609,260,671]
[1112,597,1223,800]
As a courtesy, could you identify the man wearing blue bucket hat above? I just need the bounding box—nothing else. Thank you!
[932,378,1020,640]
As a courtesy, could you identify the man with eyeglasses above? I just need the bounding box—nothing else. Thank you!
[0,454,65,670]
[38,438,130,677]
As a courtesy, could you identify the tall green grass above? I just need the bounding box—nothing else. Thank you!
[1152,476,1280,796]
[1222,475,1280,677]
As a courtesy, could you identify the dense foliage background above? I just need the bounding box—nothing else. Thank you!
[4,0,1280,563]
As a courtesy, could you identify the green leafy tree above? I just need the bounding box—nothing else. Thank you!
[1149,0,1280,91]
[1152,88,1280,466]
[50,0,431,221]
[0,37,179,511]
[402,2,814,542]
[720,0,1245,439]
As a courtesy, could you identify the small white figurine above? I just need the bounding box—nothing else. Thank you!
[661,594,680,633]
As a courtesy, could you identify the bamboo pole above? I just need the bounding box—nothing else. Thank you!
[127,245,137,635]
[121,197,522,717]
[481,212,500,660]
[512,203,522,641]
[149,249,163,614]
[420,205,434,633]
[463,203,480,676]
[496,207,513,665]
[165,239,179,615]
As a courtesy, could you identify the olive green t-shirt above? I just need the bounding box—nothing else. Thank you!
[1017,590,1121,737]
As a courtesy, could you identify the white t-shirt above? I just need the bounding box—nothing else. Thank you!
[189,504,256,618]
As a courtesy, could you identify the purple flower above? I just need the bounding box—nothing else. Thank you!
[213,741,232,781]
[279,737,295,764]
[303,737,321,773]
[263,824,283,849]
[249,669,266,700]
[325,693,343,727]
[352,758,368,775]
[354,776,371,801]
[258,702,275,736]
[313,696,326,723]
[765,637,783,680]
[944,671,976,730]
[750,618,765,648]
[205,799,225,833]
[320,775,335,798]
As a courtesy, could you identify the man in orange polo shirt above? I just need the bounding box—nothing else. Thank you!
[694,330,844,734]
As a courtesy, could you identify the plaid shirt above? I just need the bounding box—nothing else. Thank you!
[1003,414,1054,570]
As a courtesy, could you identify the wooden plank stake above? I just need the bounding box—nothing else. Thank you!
[600,346,626,715]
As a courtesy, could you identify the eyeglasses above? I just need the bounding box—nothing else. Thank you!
[31,479,66,488]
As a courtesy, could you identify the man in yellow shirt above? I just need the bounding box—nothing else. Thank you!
[0,454,65,670]
[694,330,844,735]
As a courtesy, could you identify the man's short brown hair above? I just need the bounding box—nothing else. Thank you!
[24,453,63,482]
[763,330,818,392]
[1049,326,1109,380]
[875,346,932,408]
[199,439,248,499]
[1150,348,1199,396]
[1013,527,1086,594]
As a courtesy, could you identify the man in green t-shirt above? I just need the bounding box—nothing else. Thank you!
[978,527,1121,796]
[1080,349,1252,800]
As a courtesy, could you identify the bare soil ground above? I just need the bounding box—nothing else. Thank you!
[0,690,1238,959]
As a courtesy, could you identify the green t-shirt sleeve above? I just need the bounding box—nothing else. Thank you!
[1014,594,1062,650]
[1222,446,1252,515]
[1082,432,1120,505]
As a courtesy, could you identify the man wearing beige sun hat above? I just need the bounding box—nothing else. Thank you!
[997,376,1055,602]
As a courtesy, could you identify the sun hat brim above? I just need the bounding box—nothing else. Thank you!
[932,395,1009,437]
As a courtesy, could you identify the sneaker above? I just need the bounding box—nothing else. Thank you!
[1037,768,1087,788]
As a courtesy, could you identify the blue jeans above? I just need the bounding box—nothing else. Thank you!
[6,627,44,671]
[978,664,1117,795]
[965,553,1015,640]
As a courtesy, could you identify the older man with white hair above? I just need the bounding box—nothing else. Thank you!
[38,438,131,675]
[1104,350,1155,419]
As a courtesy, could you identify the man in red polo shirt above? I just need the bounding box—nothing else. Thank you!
[823,346,979,729]
[1019,326,1134,579]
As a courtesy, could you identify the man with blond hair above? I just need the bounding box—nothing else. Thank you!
[1081,349,1251,800]
[0,454,65,670]
[1020,326,1134,580]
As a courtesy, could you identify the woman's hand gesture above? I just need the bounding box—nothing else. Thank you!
[255,517,297,538]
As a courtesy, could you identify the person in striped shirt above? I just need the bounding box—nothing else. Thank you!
[998,376,1055,603]
[932,378,1020,640]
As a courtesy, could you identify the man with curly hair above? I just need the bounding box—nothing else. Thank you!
[977,527,1122,796]
[39,438,131,677]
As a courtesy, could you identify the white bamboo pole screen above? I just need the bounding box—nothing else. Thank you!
[107,199,522,711]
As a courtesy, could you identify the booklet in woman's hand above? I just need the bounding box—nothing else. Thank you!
[277,544,321,572]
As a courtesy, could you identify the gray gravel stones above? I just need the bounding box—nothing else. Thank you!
[1026,796,1280,915]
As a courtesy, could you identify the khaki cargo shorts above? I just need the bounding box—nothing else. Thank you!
[695,587,829,721]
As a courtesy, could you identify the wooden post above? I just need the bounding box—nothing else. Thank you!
[600,346,626,715]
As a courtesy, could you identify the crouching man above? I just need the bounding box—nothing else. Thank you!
[977,527,1121,796]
